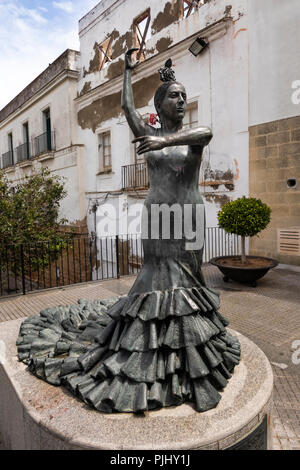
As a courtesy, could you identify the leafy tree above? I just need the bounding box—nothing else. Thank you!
[0,168,71,273]
[217,196,271,264]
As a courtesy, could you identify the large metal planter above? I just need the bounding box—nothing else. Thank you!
[209,256,279,287]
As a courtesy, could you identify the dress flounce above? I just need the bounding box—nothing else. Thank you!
[17,284,241,413]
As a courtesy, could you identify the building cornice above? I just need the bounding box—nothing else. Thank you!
[0,70,79,129]
[76,15,232,107]
[79,0,126,38]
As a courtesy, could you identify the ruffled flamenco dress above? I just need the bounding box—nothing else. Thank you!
[17,143,241,413]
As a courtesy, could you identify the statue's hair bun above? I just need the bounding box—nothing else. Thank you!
[158,59,176,82]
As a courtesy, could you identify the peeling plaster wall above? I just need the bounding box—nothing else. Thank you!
[77,0,246,92]
[78,73,161,132]
[77,0,249,234]
[78,0,180,87]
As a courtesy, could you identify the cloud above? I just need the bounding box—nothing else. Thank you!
[0,0,99,110]
[52,1,73,13]
[0,1,72,109]
[26,9,48,24]
[1,2,47,24]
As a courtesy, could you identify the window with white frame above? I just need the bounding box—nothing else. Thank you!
[182,101,198,129]
[98,131,112,172]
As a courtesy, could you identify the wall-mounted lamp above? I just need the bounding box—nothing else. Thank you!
[188,37,208,57]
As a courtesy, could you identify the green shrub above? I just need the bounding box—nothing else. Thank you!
[0,167,71,273]
[217,196,271,262]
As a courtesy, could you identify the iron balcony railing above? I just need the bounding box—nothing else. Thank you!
[1,150,14,169]
[34,130,56,156]
[16,142,31,163]
[122,162,149,190]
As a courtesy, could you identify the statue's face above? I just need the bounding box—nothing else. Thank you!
[159,83,187,123]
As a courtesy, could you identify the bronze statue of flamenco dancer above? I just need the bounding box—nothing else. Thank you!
[17,50,241,413]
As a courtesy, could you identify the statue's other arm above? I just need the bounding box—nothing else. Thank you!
[164,127,212,148]
[133,127,212,154]
[121,49,155,138]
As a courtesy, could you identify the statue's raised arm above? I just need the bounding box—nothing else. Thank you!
[123,54,212,154]
[121,49,156,138]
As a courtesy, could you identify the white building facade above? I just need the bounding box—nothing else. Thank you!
[0,49,87,234]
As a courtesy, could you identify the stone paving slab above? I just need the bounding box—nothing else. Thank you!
[0,278,134,322]
[0,264,299,450]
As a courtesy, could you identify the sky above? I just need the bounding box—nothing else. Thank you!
[0,0,100,110]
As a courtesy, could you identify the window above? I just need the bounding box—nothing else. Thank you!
[183,102,198,129]
[133,133,145,164]
[182,1,207,18]
[34,108,54,156]
[135,146,144,164]
[1,133,14,168]
[98,37,113,70]
[98,131,112,172]
[133,9,151,62]
[23,122,30,159]
[16,122,30,162]
[23,122,29,143]
[43,108,52,151]
[8,132,14,164]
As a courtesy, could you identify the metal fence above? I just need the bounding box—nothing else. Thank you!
[203,227,240,263]
[0,228,240,297]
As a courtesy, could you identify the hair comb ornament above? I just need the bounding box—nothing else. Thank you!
[158,59,176,82]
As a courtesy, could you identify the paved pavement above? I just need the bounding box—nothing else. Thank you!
[0,264,299,450]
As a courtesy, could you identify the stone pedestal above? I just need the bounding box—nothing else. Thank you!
[0,319,273,450]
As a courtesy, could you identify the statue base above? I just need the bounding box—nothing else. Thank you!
[0,319,273,450]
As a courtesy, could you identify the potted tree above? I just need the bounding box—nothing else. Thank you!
[210,196,278,287]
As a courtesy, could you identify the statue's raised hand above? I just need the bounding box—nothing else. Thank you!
[125,48,139,70]
[133,136,167,154]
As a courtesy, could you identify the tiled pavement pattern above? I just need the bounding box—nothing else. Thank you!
[204,265,300,451]
[0,264,299,450]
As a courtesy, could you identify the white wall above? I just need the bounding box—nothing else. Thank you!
[0,80,75,155]
[249,0,300,125]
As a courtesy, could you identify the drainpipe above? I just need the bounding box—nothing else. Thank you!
[91,201,98,237]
